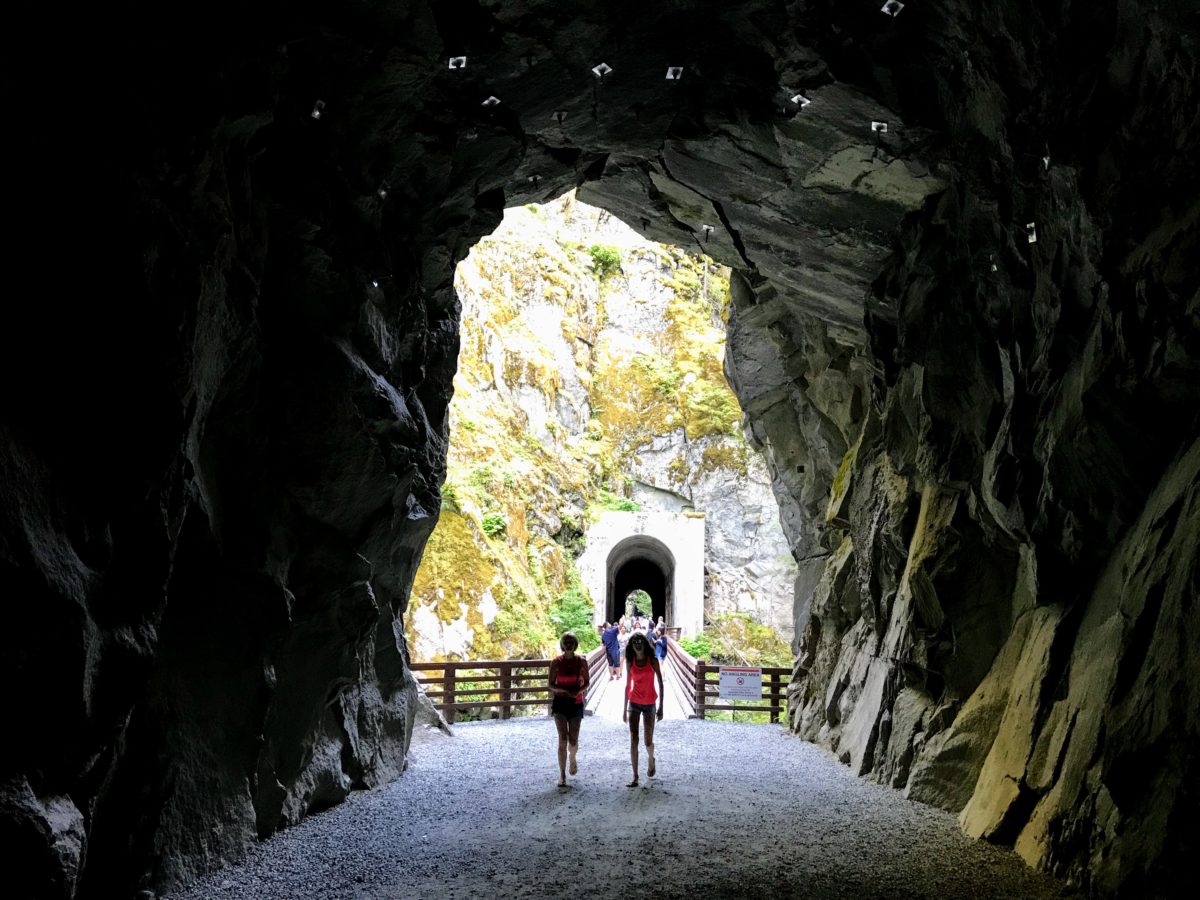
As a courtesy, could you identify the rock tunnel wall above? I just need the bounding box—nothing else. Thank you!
[1,1,1196,897]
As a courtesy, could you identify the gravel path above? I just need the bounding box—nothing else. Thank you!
[174,717,1078,900]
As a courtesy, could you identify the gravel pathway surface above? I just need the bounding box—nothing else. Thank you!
[174,717,1078,900]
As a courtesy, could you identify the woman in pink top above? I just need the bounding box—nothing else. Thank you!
[548,631,588,787]
[622,632,664,787]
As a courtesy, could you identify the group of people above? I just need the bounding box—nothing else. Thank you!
[548,627,665,788]
[599,615,669,682]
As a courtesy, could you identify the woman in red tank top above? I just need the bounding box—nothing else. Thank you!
[548,631,588,788]
[623,632,664,787]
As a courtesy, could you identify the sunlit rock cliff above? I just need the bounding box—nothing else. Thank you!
[405,195,797,661]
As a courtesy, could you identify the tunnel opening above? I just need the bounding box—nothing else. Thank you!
[606,535,675,625]
[4,2,1194,895]
[405,191,797,663]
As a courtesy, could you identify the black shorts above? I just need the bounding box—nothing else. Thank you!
[628,701,656,716]
[551,695,584,719]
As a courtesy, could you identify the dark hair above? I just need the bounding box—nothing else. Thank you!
[625,632,652,663]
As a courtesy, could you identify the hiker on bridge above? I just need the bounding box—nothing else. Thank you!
[654,626,669,662]
[623,632,664,787]
[548,631,588,787]
[616,621,631,680]
[601,621,621,680]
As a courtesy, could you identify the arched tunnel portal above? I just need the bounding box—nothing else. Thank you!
[606,535,674,624]
[578,511,705,637]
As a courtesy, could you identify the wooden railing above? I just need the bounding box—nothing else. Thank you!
[663,639,791,723]
[411,647,607,723]
[664,638,701,718]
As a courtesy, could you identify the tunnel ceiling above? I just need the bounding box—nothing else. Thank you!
[3,1,1198,898]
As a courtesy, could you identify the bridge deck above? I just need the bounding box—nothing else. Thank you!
[586,654,691,720]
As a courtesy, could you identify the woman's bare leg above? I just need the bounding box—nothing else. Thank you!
[627,710,641,785]
[568,717,581,775]
[644,713,656,777]
[554,716,568,785]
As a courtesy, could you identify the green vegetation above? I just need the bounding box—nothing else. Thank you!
[481,511,507,537]
[679,632,713,659]
[548,571,600,652]
[685,612,790,668]
[469,465,496,488]
[625,589,652,619]
[588,244,622,280]
[596,488,640,512]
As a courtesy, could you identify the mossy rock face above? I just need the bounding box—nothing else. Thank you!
[410,193,793,662]
[697,443,749,479]
[683,612,791,668]
[406,508,500,658]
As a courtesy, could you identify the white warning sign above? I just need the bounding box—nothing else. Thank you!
[718,666,762,702]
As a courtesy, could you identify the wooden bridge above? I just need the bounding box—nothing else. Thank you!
[409,639,792,724]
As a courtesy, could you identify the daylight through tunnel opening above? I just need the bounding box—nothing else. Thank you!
[605,535,675,626]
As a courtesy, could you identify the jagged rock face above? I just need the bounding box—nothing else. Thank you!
[2,1,1196,897]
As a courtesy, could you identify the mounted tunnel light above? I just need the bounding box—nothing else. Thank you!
[871,120,888,133]
[592,62,613,79]
[881,1,905,16]
[790,93,812,108]
[666,66,683,80]
[482,96,501,108]
[448,56,467,70]
[1026,223,1038,244]
[311,100,325,119]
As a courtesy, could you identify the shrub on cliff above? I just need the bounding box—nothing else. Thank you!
[588,244,622,280]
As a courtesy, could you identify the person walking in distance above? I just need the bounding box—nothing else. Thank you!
[548,632,588,787]
[654,626,669,662]
[623,632,664,787]
[616,621,631,680]
[601,621,620,680]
